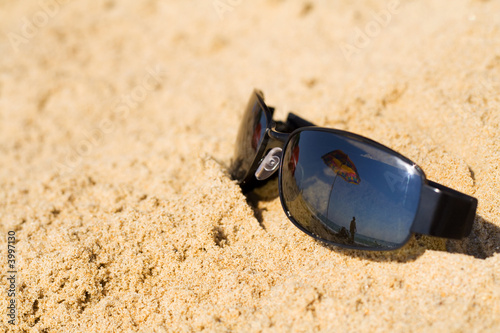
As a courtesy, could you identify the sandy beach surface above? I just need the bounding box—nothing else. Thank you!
[1,0,500,331]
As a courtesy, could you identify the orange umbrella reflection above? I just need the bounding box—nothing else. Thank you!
[321,150,361,220]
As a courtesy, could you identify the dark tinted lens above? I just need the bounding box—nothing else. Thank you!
[281,130,423,250]
[231,93,268,181]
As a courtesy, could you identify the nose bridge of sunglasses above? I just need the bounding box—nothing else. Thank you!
[255,147,282,180]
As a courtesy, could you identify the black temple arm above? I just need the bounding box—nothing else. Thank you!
[411,181,477,239]
[286,113,316,129]
[275,112,316,133]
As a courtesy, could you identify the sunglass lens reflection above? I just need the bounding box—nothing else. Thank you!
[281,130,423,250]
[231,93,268,182]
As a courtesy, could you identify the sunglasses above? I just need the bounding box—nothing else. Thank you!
[231,89,478,251]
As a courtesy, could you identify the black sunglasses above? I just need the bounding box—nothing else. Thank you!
[231,89,478,251]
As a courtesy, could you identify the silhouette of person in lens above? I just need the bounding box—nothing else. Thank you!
[349,217,357,243]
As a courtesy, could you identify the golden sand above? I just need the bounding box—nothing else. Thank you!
[1,0,499,331]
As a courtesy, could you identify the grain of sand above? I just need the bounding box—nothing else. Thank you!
[0,0,499,332]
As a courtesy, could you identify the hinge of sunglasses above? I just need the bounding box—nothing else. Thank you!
[268,129,289,143]
[255,147,282,180]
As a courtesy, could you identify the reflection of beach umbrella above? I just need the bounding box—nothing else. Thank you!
[321,150,360,184]
[288,145,300,176]
[251,122,262,150]
[321,150,361,220]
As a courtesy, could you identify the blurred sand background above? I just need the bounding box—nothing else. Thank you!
[1,0,500,331]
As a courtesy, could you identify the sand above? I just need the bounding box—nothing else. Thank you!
[1,0,499,331]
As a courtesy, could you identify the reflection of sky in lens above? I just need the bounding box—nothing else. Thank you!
[291,131,422,244]
[251,101,267,150]
[232,94,268,181]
